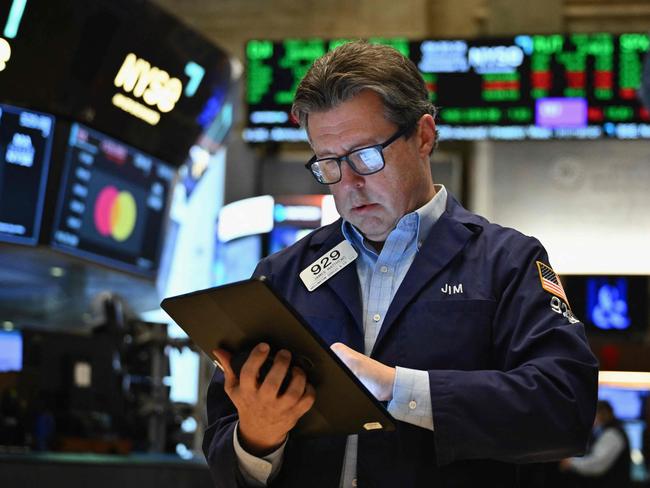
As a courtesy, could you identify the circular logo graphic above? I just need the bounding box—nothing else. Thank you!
[94,185,137,242]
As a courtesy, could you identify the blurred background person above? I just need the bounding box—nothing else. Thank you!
[560,400,631,488]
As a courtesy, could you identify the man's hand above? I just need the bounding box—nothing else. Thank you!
[330,342,396,401]
[213,343,316,456]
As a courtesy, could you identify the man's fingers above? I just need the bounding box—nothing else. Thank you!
[330,342,358,370]
[330,341,354,358]
[212,348,231,372]
[280,366,307,403]
[259,349,292,397]
[240,343,271,389]
[295,383,316,416]
[212,348,237,390]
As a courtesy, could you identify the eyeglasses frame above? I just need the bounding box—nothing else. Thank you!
[304,124,414,185]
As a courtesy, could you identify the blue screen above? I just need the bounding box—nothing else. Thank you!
[166,322,199,405]
[269,226,312,255]
[0,330,22,372]
[0,103,55,245]
[598,386,649,455]
[213,235,261,285]
[599,386,647,420]
[587,278,632,330]
[624,421,645,452]
[562,275,647,337]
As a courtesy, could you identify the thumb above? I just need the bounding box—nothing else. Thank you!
[330,342,355,369]
[213,348,238,389]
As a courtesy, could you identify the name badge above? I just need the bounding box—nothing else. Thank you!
[299,240,358,292]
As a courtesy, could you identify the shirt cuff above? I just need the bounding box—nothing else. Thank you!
[233,422,287,486]
[387,366,434,431]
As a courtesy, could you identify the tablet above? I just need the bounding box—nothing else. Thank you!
[160,277,395,436]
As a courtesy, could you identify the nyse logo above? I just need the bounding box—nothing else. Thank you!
[441,283,463,295]
[114,53,183,113]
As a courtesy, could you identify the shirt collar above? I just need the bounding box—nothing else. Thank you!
[416,184,447,245]
[341,184,448,251]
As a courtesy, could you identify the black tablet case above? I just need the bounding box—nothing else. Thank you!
[160,277,395,436]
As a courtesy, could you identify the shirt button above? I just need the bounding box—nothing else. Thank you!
[409,400,417,410]
[373,314,381,322]
[380,265,388,273]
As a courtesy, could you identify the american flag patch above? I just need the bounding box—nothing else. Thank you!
[536,261,568,304]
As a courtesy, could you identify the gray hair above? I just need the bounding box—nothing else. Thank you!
[292,40,437,139]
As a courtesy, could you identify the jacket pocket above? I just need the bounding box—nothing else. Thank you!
[398,299,496,370]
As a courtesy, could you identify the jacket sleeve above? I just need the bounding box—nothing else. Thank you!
[202,259,274,488]
[428,237,599,466]
[203,369,245,488]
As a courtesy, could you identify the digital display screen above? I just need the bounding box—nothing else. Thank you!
[268,195,333,254]
[587,277,632,330]
[244,34,650,142]
[0,103,54,245]
[0,329,22,372]
[51,123,175,278]
[269,226,312,255]
[563,275,648,336]
[599,386,648,421]
[213,234,261,286]
[167,322,199,405]
[0,0,232,165]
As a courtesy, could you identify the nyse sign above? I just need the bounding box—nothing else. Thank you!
[113,53,184,126]
[0,0,230,166]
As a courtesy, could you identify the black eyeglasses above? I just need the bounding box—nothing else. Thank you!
[305,125,412,185]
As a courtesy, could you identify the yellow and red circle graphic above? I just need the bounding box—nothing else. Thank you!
[94,185,137,242]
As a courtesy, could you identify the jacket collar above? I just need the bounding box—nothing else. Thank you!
[305,195,484,349]
[308,220,364,333]
[372,195,481,354]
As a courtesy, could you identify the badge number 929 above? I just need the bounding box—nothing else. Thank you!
[299,240,358,292]
[310,249,341,276]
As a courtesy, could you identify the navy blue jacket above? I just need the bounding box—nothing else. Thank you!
[204,196,599,487]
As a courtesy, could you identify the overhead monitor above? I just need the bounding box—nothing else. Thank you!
[0,329,22,373]
[0,103,54,245]
[0,0,233,165]
[244,34,650,142]
[50,123,175,278]
[563,275,648,338]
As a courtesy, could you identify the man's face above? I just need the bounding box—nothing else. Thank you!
[308,90,436,243]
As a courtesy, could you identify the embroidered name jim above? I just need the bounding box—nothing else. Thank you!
[441,283,463,295]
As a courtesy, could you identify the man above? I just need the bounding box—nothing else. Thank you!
[559,400,631,487]
[204,41,599,487]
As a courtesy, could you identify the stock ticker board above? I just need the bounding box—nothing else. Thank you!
[243,34,650,143]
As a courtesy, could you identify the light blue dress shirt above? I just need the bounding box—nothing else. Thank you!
[233,186,449,487]
[338,185,446,487]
